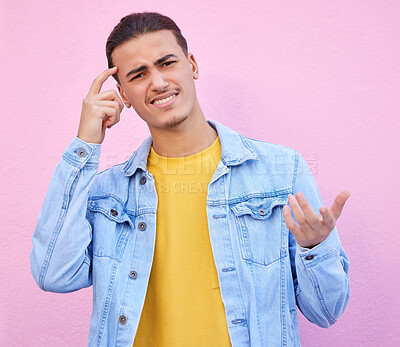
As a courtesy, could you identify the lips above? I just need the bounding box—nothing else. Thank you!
[151,93,178,109]
[150,92,179,104]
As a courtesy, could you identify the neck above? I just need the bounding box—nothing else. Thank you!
[148,104,217,157]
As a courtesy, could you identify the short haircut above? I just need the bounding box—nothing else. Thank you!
[106,12,188,84]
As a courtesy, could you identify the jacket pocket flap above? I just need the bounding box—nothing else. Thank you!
[230,195,288,220]
[88,196,133,228]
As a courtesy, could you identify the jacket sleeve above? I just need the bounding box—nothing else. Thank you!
[30,137,101,293]
[288,151,350,328]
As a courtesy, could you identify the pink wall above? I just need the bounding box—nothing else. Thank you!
[1,0,399,345]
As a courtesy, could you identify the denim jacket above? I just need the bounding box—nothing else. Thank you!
[30,120,350,347]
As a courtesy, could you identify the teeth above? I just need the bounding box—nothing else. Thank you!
[153,94,176,105]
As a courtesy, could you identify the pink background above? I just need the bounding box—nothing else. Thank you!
[1,0,399,346]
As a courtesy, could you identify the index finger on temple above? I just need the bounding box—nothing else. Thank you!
[87,67,118,96]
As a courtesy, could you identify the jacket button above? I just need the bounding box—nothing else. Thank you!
[110,209,118,216]
[77,148,87,158]
[139,176,146,185]
[258,207,267,216]
[119,315,127,325]
[222,267,235,272]
[138,222,147,231]
[129,270,138,279]
[305,255,314,260]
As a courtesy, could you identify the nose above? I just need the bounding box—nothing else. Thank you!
[150,70,169,91]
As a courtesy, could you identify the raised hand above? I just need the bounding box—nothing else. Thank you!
[283,190,351,248]
[77,66,124,144]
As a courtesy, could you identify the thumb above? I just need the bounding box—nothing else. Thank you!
[330,190,351,221]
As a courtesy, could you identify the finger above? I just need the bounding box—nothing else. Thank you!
[99,101,122,123]
[295,192,322,231]
[330,190,351,220]
[319,206,336,231]
[283,205,302,236]
[288,195,313,233]
[97,90,124,112]
[100,106,118,127]
[87,66,118,96]
[98,100,123,113]
[98,101,121,125]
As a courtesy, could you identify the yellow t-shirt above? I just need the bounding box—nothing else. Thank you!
[133,136,231,347]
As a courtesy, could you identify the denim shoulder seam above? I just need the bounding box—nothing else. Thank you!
[95,161,127,177]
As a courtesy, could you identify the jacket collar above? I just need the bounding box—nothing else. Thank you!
[122,119,259,177]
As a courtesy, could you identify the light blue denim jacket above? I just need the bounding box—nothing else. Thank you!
[30,120,350,347]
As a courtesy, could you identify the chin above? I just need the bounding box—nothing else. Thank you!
[147,113,188,129]
[163,114,189,128]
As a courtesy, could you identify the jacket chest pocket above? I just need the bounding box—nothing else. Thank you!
[230,194,288,266]
[88,196,133,262]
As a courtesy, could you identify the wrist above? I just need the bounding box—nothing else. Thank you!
[77,132,102,145]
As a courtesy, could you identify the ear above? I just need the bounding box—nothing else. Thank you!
[116,83,131,108]
[187,53,199,80]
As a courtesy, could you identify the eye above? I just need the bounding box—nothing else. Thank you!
[130,73,144,81]
[162,61,176,67]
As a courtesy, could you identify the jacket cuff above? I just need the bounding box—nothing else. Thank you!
[296,227,341,267]
[61,136,101,169]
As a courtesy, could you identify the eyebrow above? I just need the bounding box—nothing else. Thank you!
[125,54,178,79]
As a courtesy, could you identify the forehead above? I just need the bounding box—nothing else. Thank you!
[112,30,183,67]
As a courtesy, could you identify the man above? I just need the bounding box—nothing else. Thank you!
[30,12,350,347]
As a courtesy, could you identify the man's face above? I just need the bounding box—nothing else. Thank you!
[112,30,200,130]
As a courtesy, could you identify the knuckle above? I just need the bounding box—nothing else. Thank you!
[297,216,306,225]
[324,213,334,223]
[84,95,94,104]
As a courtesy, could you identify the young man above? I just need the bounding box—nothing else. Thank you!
[30,12,350,347]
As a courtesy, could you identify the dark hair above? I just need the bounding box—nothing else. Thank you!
[106,12,188,84]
